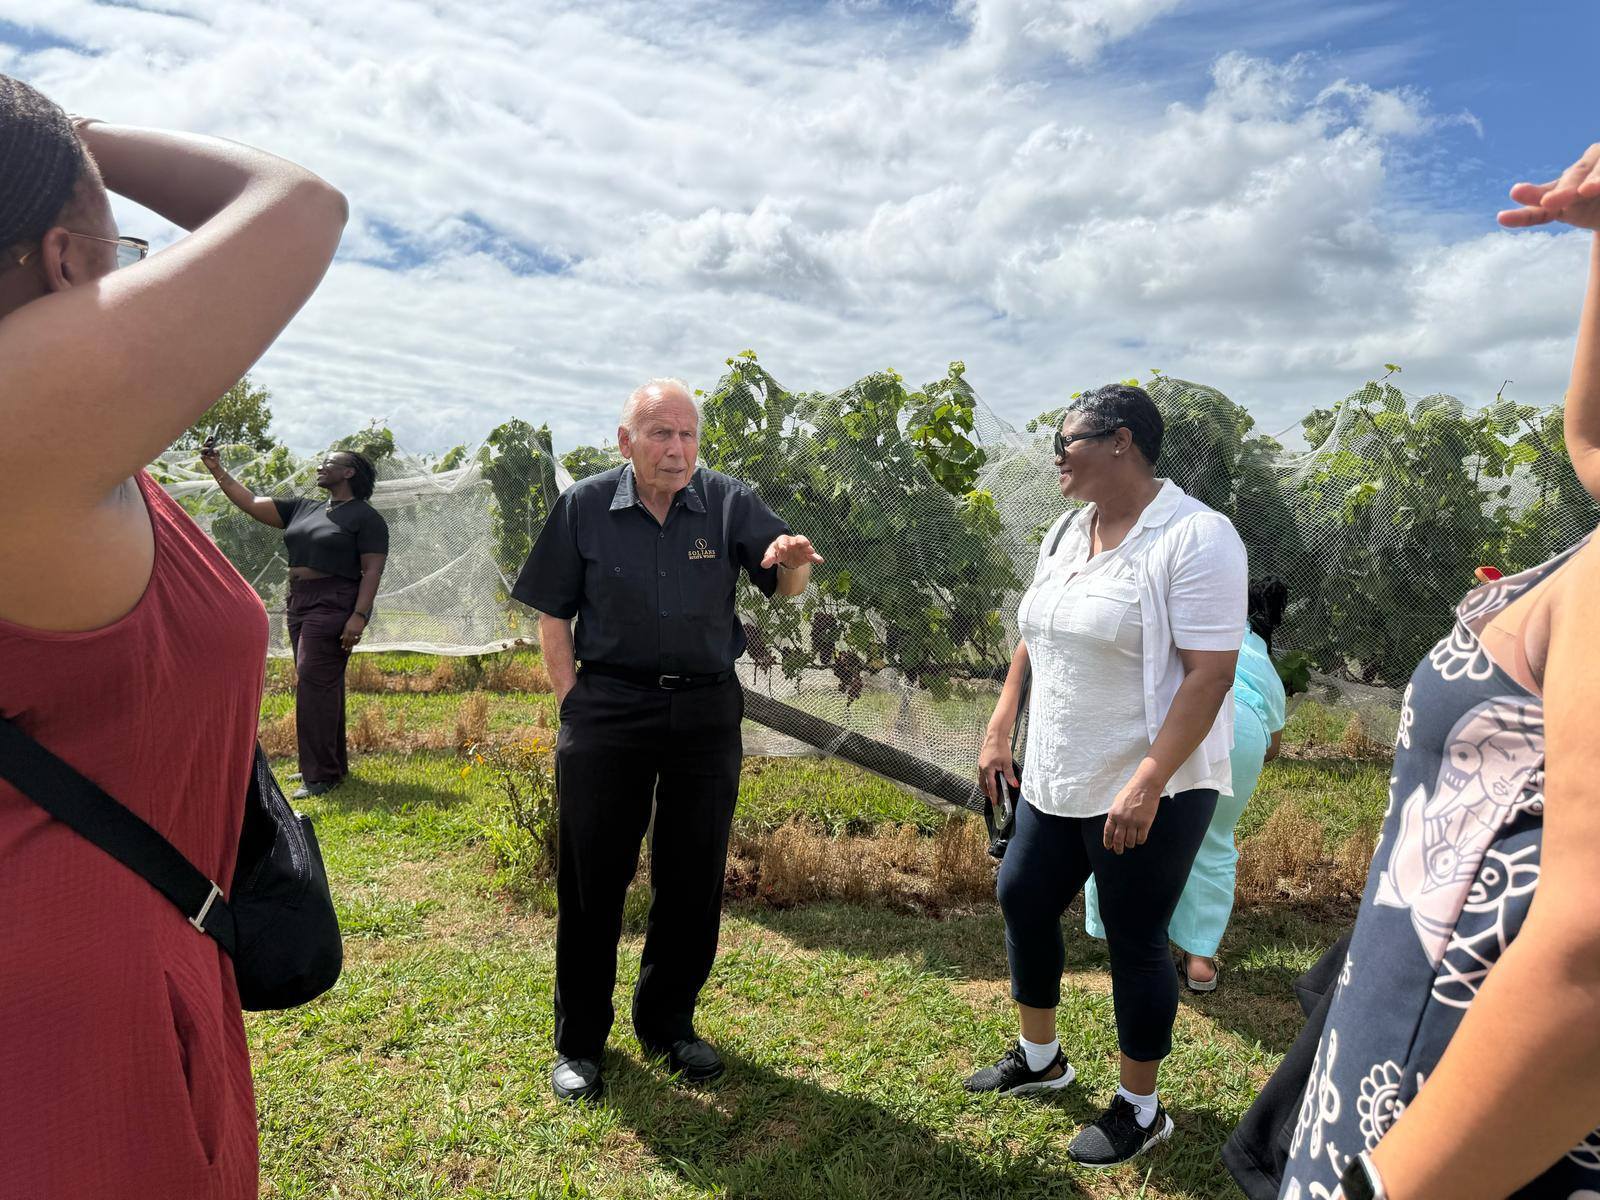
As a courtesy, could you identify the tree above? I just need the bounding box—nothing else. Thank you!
[175,375,276,452]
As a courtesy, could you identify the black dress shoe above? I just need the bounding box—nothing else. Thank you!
[641,1036,725,1083]
[552,1056,604,1103]
[292,779,340,800]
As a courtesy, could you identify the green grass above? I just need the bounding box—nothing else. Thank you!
[258,751,1332,1199]
[1236,757,1389,845]
[250,682,1391,1198]
[261,691,555,734]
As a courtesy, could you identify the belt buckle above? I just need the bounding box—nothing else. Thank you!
[658,674,686,690]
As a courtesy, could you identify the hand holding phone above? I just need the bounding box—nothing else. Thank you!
[199,424,222,470]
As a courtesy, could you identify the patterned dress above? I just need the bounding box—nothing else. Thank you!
[1278,538,1599,1198]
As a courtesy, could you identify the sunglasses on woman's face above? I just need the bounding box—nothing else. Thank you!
[1052,427,1116,458]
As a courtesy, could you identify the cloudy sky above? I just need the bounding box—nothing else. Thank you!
[3,0,1595,454]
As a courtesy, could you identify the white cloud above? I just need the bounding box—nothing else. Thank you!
[956,0,1187,67]
[0,0,1583,455]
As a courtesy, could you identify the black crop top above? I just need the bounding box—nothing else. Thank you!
[274,497,389,580]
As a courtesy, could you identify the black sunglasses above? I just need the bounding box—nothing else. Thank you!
[1052,427,1116,457]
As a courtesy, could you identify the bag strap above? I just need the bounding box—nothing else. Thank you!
[0,716,237,953]
[980,515,1068,827]
[1049,515,1072,558]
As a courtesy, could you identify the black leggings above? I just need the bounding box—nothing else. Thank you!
[997,789,1218,1062]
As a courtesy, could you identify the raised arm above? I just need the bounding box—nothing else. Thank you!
[198,442,284,527]
[1498,141,1600,500]
[0,121,347,502]
[1565,233,1600,499]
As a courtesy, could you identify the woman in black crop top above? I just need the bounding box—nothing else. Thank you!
[201,446,389,797]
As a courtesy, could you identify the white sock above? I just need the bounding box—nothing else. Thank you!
[1116,1085,1159,1128]
[1019,1035,1059,1073]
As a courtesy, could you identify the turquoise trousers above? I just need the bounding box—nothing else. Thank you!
[1084,701,1270,958]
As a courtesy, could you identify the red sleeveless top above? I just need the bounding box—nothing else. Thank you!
[0,472,267,1199]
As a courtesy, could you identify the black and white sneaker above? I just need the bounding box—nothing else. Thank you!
[962,1043,1076,1096]
[1067,1094,1173,1167]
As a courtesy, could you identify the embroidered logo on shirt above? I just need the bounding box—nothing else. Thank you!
[688,537,718,561]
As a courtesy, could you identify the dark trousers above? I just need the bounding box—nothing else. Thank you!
[997,789,1218,1062]
[553,672,743,1060]
[286,576,358,785]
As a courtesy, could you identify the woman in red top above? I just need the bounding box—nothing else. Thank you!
[0,76,345,1198]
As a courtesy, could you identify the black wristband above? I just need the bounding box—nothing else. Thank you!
[354,609,372,622]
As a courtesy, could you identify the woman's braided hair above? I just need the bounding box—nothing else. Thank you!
[0,75,88,254]
[340,451,377,501]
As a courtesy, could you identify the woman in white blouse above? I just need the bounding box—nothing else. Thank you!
[967,384,1248,1168]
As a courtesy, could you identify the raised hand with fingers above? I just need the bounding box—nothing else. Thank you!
[760,533,824,570]
[1499,142,1600,231]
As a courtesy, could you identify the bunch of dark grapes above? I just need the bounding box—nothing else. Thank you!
[810,611,839,663]
[830,649,864,702]
[744,620,776,674]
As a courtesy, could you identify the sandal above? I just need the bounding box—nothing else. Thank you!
[1184,954,1219,993]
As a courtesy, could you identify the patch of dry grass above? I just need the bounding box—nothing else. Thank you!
[726,815,996,914]
[1235,798,1371,905]
[259,711,297,758]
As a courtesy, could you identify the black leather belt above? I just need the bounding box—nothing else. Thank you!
[579,662,735,691]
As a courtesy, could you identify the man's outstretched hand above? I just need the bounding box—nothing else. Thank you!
[761,534,824,570]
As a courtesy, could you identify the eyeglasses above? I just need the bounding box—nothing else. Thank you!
[15,233,149,270]
[1052,427,1116,458]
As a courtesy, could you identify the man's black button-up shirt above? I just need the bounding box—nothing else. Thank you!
[511,464,790,675]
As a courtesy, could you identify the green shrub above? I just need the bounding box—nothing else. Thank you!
[475,736,559,893]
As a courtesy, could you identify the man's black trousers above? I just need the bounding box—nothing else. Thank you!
[553,671,743,1060]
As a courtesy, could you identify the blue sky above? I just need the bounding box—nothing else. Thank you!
[1,0,1595,453]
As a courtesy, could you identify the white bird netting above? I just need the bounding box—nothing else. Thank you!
[155,363,1596,811]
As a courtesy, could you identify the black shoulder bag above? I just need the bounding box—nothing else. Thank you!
[0,717,342,1011]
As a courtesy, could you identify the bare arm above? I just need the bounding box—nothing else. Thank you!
[977,639,1031,803]
[199,447,282,527]
[1265,728,1282,762]
[339,553,386,651]
[1565,234,1600,499]
[539,613,578,704]
[1498,142,1600,500]
[1103,646,1237,854]
[1368,547,1600,1199]
[0,121,347,502]
[353,554,385,618]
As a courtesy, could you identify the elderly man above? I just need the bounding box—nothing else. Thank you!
[512,377,821,1103]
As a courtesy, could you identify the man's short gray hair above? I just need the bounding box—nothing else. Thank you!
[621,377,698,434]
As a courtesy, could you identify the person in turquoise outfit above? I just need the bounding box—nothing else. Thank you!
[1085,577,1288,991]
